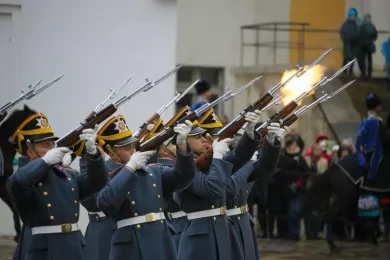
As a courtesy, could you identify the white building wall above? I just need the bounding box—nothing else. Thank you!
[0,0,178,236]
[176,0,291,117]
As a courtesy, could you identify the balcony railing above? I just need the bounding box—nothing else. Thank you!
[240,22,389,66]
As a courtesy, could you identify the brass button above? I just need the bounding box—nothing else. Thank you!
[149,173,152,176]
[160,220,164,223]
[157,194,161,198]
[211,205,215,209]
[47,203,52,208]
[238,217,241,220]
[127,191,130,195]
[50,216,54,220]
[134,213,138,217]
[68,177,71,181]
[71,188,75,192]
[43,191,48,196]
[136,224,141,229]
[75,213,78,217]
[74,200,78,204]
[131,201,135,206]
[246,190,248,193]
[213,217,216,220]
[39,182,43,186]
[152,184,156,188]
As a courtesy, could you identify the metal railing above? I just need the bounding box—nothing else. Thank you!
[240,22,389,66]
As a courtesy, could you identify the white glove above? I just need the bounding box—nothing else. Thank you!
[250,151,259,161]
[174,120,192,144]
[126,151,156,172]
[79,125,98,155]
[245,110,262,138]
[146,124,155,131]
[266,121,287,143]
[212,138,233,159]
[62,152,73,166]
[42,147,71,166]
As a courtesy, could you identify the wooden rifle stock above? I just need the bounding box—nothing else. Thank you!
[257,102,298,137]
[56,104,117,148]
[195,92,273,172]
[258,112,299,139]
[139,111,198,152]
[217,92,273,140]
[133,112,160,140]
[269,101,298,123]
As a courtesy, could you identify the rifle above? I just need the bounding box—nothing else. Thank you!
[0,75,63,123]
[56,66,181,148]
[216,48,333,140]
[85,76,132,121]
[134,79,198,141]
[139,88,237,152]
[256,58,357,134]
[258,80,356,137]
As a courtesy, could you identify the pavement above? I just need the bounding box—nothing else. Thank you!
[0,236,389,260]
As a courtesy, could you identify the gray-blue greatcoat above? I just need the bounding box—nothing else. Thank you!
[80,157,118,260]
[176,132,261,260]
[12,156,31,260]
[96,147,195,260]
[227,139,281,260]
[7,153,107,260]
[157,157,187,251]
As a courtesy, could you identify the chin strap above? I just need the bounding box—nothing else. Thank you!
[106,144,126,164]
[26,139,40,159]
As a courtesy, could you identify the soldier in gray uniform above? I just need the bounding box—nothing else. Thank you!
[155,136,187,251]
[175,110,264,260]
[76,136,118,260]
[96,117,196,260]
[7,110,108,260]
[12,156,31,260]
[199,111,284,259]
[225,123,285,260]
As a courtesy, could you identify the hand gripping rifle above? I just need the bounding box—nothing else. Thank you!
[56,66,181,148]
[258,80,356,137]
[0,75,63,123]
[133,79,197,141]
[139,88,239,152]
[215,48,333,140]
[256,58,357,135]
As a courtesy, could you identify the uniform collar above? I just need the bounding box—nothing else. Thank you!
[367,111,383,121]
[157,158,175,167]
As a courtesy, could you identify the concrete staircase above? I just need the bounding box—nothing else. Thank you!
[318,76,390,142]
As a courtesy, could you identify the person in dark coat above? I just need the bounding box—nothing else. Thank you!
[301,94,390,252]
[270,134,310,240]
[358,13,378,79]
[96,117,195,260]
[6,107,108,260]
[340,8,359,76]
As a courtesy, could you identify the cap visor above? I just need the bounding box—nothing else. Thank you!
[113,136,138,147]
[188,126,206,136]
[32,135,59,143]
